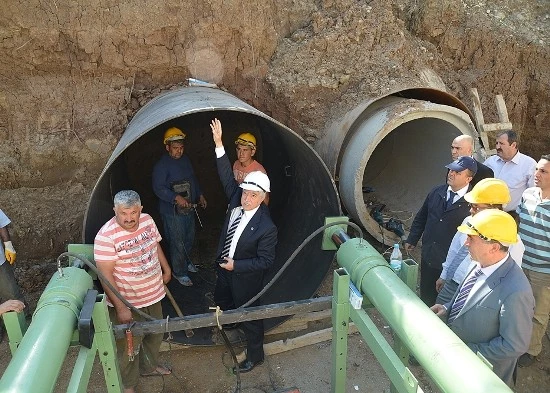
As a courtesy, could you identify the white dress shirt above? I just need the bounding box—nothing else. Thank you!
[484,152,536,211]
[227,205,260,259]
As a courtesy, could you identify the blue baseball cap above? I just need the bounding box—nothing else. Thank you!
[445,156,478,175]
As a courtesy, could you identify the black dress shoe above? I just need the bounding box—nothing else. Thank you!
[234,359,264,373]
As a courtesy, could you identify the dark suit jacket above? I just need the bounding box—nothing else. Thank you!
[472,159,494,186]
[216,153,277,306]
[445,256,534,386]
[406,184,472,269]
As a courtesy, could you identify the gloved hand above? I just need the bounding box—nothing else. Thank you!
[4,241,16,264]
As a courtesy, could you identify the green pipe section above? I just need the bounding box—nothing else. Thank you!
[0,267,93,393]
[335,237,511,393]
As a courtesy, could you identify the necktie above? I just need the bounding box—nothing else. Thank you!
[446,191,457,209]
[221,208,243,258]
[447,269,483,323]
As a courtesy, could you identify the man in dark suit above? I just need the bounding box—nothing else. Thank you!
[406,156,477,305]
[431,209,534,386]
[450,135,493,186]
[210,118,278,373]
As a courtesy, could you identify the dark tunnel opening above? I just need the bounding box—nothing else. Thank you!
[83,87,341,342]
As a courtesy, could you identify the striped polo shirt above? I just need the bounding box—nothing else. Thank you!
[518,187,550,274]
[94,213,165,308]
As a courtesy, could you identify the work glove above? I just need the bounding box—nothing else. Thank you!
[4,241,16,264]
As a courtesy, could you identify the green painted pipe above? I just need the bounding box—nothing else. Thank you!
[334,236,511,392]
[0,267,93,393]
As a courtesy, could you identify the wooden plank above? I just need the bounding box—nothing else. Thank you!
[495,95,510,123]
[266,309,332,336]
[481,122,513,132]
[264,324,359,356]
[470,88,485,131]
[114,296,333,338]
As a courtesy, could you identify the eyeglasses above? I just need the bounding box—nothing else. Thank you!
[466,221,492,242]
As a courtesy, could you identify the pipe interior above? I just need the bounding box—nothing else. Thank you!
[84,109,340,334]
[362,117,462,238]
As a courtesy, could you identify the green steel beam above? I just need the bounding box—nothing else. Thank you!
[67,343,98,393]
[1,309,27,355]
[92,295,124,393]
[331,269,351,393]
[350,307,419,393]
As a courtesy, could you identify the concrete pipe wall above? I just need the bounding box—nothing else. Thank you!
[316,88,481,245]
[83,86,341,312]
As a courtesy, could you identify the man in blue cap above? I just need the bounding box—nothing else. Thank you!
[405,156,478,305]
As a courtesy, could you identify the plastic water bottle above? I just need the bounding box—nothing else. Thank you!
[390,243,402,273]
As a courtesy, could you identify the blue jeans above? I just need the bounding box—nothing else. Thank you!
[161,212,195,277]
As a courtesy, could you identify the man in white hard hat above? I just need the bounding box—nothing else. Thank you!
[211,118,277,373]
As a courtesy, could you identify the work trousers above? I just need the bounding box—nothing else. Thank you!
[0,262,24,303]
[214,268,265,363]
[108,301,164,389]
[420,263,441,306]
[523,269,550,356]
[161,212,195,277]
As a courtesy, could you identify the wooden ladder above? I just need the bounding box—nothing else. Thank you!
[470,88,513,157]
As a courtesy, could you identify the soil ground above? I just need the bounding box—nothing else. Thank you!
[1,257,548,392]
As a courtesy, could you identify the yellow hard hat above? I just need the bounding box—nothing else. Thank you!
[235,133,256,148]
[457,209,517,245]
[163,127,186,144]
[464,178,511,205]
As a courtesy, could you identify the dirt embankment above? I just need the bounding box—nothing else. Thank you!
[0,0,548,299]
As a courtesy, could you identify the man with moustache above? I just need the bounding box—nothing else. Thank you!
[94,190,172,393]
[449,135,493,186]
[405,156,477,305]
[483,130,536,218]
[152,127,207,287]
[210,118,277,373]
[517,155,550,367]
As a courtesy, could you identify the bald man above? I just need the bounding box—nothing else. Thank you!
[450,135,494,186]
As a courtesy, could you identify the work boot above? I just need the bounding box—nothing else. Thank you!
[518,353,536,367]
[173,274,193,287]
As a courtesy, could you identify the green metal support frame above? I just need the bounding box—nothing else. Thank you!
[325,221,513,393]
[0,269,123,393]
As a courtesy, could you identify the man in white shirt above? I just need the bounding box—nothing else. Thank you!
[483,130,536,216]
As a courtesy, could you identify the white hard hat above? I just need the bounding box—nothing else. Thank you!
[240,171,270,193]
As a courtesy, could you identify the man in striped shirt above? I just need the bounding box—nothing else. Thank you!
[94,190,172,393]
[517,154,550,367]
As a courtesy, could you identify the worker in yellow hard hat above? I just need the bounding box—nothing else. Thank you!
[431,208,534,387]
[152,126,207,287]
[436,178,524,305]
[210,118,269,204]
[233,132,267,185]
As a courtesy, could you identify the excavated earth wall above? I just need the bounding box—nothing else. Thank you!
[0,0,548,297]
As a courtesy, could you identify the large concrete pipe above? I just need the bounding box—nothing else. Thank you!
[83,87,341,336]
[316,88,481,245]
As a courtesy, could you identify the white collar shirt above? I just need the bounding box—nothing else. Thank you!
[484,152,536,211]
[447,183,469,204]
[465,254,510,301]
[228,205,259,259]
